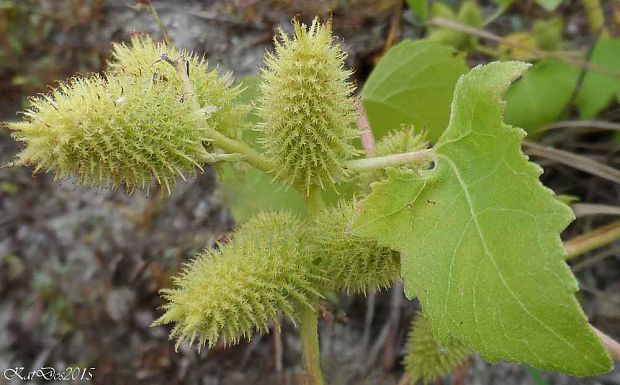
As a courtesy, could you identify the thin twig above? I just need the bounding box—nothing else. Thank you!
[572,246,620,272]
[565,220,620,259]
[356,100,375,154]
[523,141,620,185]
[540,120,620,132]
[592,326,620,362]
[147,3,172,45]
[572,203,620,218]
[430,17,620,78]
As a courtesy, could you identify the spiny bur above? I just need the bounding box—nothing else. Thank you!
[109,35,247,140]
[404,315,471,384]
[7,35,246,194]
[8,74,209,194]
[153,212,324,349]
[258,18,358,194]
[309,200,400,293]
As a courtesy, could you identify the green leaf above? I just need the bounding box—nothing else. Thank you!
[219,165,308,222]
[494,0,514,10]
[532,17,563,51]
[352,62,612,375]
[576,38,620,118]
[505,58,579,132]
[406,0,429,22]
[536,0,563,11]
[361,40,467,143]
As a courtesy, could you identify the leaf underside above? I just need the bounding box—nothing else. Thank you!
[352,62,612,375]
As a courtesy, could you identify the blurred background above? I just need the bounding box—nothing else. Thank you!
[0,0,619,384]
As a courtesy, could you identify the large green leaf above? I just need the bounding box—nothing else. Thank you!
[361,40,467,143]
[576,38,620,118]
[505,58,579,132]
[352,62,612,375]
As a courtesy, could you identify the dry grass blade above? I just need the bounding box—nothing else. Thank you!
[572,203,620,218]
[523,141,620,184]
[540,120,620,132]
[565,220,620,259]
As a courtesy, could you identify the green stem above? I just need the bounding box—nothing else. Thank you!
[201,126,275,173]
[299,304,325,385]
[298,187,326,385]
[343,149,434,172]
[168,55,275,173]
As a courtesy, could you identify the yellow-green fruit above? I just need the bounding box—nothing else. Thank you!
[309,200,400,293]
[108,35,247,140]
[258,18,358,194]
[153,212,323,349]
[8,74,210,193]
[404,315,471,384]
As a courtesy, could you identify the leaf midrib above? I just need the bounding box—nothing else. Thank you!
[438,154,603,369]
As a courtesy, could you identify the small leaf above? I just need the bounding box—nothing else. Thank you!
[406,0,429,22]
[361,40,467,142]
[536,0,563,11]
[219,165,308,222]
[576,38,620,118]
[505,58,579,131]
[532,17,563,51]
[352,62,612,375]
[494,0,514,10]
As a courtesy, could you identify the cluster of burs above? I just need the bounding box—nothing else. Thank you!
[7,19,463,383]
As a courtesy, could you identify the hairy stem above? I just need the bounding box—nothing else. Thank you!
[200,126,275,173]
[344,149,435,172]
[297,187,327,385]
[167,55,275,173]
[299,304,325,385]
[565,220,620,259]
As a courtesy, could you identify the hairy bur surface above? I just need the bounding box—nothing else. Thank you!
[309,200,400,293]
[109,35,247,140]
[404,315,471,384]
[153,212,324,349]
[258,18,358,194]
[7,35,244,193]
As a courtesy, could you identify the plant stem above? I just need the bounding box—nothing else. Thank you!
[343,149,434,172]
[167,55,275,173]
[565,220,620,259]
[147,3,172,45]
[304,187,327,213]
[297,187,327,385]
[201,126,275,173]
[299,304,325,385]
